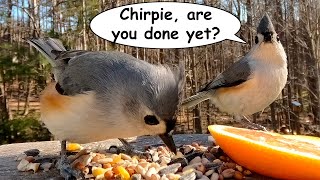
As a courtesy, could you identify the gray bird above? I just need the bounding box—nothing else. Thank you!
[182,14,287,129]
[27,38,184,179]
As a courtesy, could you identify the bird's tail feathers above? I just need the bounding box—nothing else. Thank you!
[181,92,210,108]
[27,38,66,66]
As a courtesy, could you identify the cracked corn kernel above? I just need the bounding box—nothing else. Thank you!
[92,167,107,177]
[116,166,130,180]
[112,154,122,164]
[66,143,82,151]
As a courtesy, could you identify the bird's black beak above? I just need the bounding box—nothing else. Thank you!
[263,32,273,42]
[160,118,177,154]
[159,133,177,154]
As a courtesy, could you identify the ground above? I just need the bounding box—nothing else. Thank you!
[0,134,211,180]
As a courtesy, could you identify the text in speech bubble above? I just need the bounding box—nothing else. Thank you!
[90,2,245,49]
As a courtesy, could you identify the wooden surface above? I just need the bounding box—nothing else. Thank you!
[0,134,210,180]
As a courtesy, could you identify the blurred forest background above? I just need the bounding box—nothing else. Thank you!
[0,0,319,145]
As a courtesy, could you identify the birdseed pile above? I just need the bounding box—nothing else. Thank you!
[15,141,267,180]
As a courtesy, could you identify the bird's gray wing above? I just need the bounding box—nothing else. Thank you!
[53,50,89,61]
[53,51,148,96]
[52,50,94,95]
[199,57,253,92]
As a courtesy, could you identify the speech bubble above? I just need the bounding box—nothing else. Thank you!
[90,2,245,49]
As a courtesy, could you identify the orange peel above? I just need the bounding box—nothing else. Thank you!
[208,125,320,180]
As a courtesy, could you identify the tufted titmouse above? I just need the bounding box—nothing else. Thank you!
[182,14,287,128]
[28,38,184,178]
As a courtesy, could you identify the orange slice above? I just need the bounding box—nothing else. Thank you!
[208,125,320,180]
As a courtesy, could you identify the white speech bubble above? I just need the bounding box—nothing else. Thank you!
[90,2,245,49]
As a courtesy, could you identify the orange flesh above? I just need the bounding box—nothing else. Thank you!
[227,128,320,157]
[208,125,320,180]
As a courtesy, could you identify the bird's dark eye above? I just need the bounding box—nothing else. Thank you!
[276,35,280,42]
[255,36,259,44]
[144,115,159,125]
[55,83,65,95]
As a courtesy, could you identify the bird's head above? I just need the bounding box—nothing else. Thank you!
[124,63,185,154]
[252,13,287,64]
[255,14,279,45]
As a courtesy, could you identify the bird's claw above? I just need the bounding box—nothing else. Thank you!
[58,140,86,180]
[243,121,267,131]
[59,153,85,180]
[108,145,152,160]
[248,123,267,131]
[128,149,152,160]
[242,116,267,131]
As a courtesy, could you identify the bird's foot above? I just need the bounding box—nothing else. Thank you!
[109,138,152,160]
[58,141,86,180]
[246,122,267,131]
[59,157,83,180]
[242,116,267,131]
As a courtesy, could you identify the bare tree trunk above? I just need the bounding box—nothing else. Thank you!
[3,0,13,41]
[0,0,12,122]
[0,70,9,121]
[297,45,306,116]
[158,49,164,64]
[289,0,300,133]
[17,88,21,113]
[82,0,87,50]
[132,47,137,59]
[190,48,202,133]
[270,103,277,131]
[246,0,252,48]
[34,0,40,36]
[23,79,31,116]
[105,0,116,50]
[204,46,211,132]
